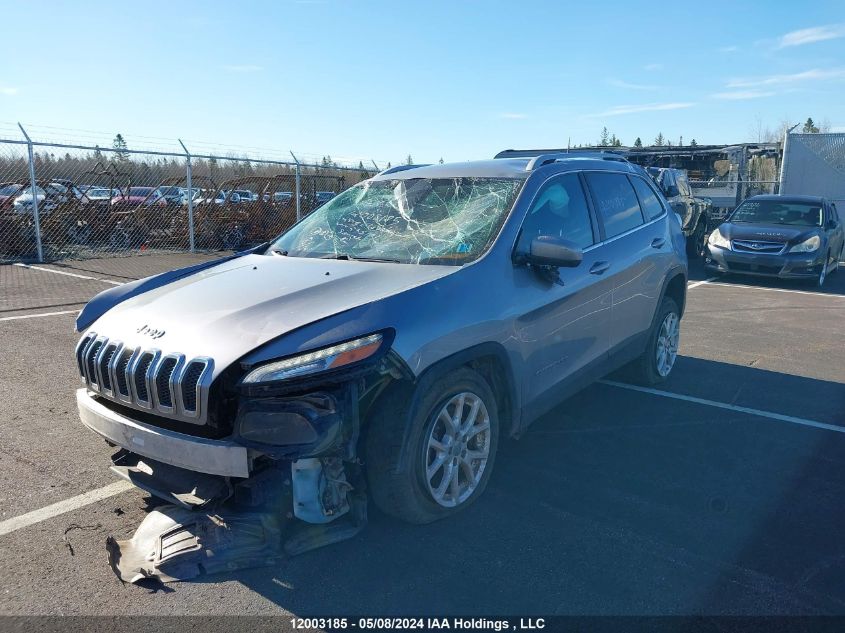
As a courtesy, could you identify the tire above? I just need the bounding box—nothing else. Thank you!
[365,367,499,524]
[628,297,681,386]
[830,247,842,275]
[686,219,706,258]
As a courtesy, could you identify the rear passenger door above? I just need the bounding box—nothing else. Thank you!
[583,172,668,353]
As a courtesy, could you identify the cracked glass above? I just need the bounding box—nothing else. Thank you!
[269,177,524,265]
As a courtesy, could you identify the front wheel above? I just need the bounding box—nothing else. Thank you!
[365,367,499,524]
[687,219,706,258]
[628,297,681,386]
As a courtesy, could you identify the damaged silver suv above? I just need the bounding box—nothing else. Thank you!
[74,151,687,581]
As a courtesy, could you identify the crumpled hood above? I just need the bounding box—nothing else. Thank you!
[721,222,818,243]
[84,254,456,377]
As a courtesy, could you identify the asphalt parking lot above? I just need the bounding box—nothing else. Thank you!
[0,253,844,616]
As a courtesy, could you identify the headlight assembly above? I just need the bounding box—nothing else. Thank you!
[242,333,385,384]
[707,228,730,249]
[788,235,821,253]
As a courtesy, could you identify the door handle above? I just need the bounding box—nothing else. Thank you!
[651,237,666,249]
[589,261,610,275]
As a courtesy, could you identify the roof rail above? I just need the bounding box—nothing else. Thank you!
[377,164,431,176]
[494,148,629,170]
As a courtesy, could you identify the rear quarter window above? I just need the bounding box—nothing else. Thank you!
[629,176,665,221]
[585,172,645,239]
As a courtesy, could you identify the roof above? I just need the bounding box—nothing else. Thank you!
[370,156,640,181]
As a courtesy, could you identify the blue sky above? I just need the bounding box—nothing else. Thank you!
[1,0,844,165]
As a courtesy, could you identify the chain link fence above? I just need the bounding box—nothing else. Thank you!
[0,127,377,263]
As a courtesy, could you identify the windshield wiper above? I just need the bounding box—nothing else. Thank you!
[322,253,402,263]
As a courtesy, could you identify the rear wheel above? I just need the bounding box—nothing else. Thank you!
[365,367,499,524]
[628,297,681,386]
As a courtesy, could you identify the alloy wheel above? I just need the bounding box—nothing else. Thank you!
[656,311,680,377]
[423,392,491,508]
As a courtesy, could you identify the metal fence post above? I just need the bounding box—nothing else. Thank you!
[179,139,195,252]
[18,123,43,263]
[290,151,301,221]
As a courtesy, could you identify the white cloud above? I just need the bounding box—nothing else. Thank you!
[712,90,776,100]
[643,63,663,71]
[498,113,527,119]
[778,24,845,48]
[606,78,658,91]
[220,64,263,73]
[591,102,695,117]
[830,125,845,133]
[727,68,845,88]
[717,45,739,53]
[0,87,19,96]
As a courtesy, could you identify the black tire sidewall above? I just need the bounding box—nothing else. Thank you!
[638,297,680,385]
[407,370,499,520]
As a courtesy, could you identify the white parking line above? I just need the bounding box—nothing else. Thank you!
[697,280,845,300]
[0,481,134,538]
[600,379,845,434]
[0,310,79,322]
[687,277,717,289]
[14,263,123,286]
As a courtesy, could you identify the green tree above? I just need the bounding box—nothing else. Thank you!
[679,136,683,147]
[690,138,698,147]
[406,154,414,165]
[802,117,819,133]
[439,157,444,164]
[599,126,610,147]
[112,133,129,162]
[654,132,665,146]
[633,137,643,148]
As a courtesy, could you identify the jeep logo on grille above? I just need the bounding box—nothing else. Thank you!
[751,243,764,249]
[137,324,166,340]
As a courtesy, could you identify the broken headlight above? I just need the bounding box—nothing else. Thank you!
[241,333,386,385]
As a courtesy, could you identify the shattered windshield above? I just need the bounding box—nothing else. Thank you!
[269,177,524,265]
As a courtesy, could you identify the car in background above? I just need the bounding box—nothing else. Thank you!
[157,186,185,206]
[0,182,25,210]
[73,152,687,582]
[705,194,844,287]
[233,189,256,202]
[12,181,83,214]
[647,168,712,257]
[112,187,167,207]
[315,191,336,206]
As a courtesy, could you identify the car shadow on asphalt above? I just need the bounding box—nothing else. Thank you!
[159,359,845,615]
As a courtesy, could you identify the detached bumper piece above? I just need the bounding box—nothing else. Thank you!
[107,506,285,583]
[105,453,368,583]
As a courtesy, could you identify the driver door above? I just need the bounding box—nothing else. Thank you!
[512,173,613,419]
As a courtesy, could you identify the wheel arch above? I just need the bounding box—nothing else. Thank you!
[661,267,687,317]
[366,342,520,474]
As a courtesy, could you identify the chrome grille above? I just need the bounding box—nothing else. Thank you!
[731,239,785,254]
[75,332,214,424]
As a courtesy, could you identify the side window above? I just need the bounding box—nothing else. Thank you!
[829,203,839,223]
[516,173,594,251]
[630,176,665,221]
[584,172,645,239]
[676,174,691,197]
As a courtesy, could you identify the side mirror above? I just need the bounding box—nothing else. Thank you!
[827,219,838,230]
[664,185,680,198]
[527,236,583,268]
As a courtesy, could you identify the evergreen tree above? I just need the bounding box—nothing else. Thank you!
[633,137,643,148]
[690,138,698,147]
[439,157,444,164]
[802,117,819,133]
[679,136,683,147]
[406,154,413,165]
[112,133,129,162]
[654,132,665,146]
[599,126,610,147]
